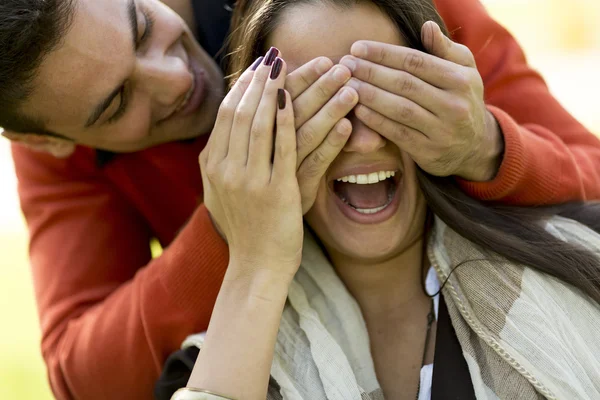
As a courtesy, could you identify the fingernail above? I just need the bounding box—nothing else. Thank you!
[270,57,283,79]
[277,88,286,110]
[340,56,356,72]
[332,66,350,83]
[355,104,368,118]
[340,88,356,104]
[351,42,367,58]
[316,57,333,75]
[264,47,279,66]
[337,119,351,134]
[250,56,264,71]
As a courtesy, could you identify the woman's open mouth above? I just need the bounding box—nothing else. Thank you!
[331,169,402,224]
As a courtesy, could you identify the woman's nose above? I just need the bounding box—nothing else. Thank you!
[342,114,387,154]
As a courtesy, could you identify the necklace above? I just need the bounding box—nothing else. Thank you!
[415,298,435,400]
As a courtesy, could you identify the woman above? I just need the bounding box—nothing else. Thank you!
[159,0,600,399]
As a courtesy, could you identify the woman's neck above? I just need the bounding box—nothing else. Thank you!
[329,237,429,321]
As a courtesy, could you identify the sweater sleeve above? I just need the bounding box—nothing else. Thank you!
[435,0,600,205]
[11,144,229,400]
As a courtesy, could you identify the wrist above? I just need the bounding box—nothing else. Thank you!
[223,259,296,302]
[459,109,504,182]
[206,209,228,243]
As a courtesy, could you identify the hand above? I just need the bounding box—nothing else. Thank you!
[285,58,359,213]
[199,51,303,274]
[339,21,504,182]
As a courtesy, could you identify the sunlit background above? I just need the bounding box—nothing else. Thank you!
[0,0,599,398]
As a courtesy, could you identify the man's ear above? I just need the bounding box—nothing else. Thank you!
[1,130,75,158]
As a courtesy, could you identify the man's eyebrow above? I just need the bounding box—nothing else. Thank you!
[84,0,137,128]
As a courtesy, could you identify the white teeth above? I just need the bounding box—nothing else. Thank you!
[336,170,398,185]
[352,193,394,214]
[355,204,387,214]
[367,172,379,184]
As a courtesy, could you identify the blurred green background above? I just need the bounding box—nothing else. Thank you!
[0,0,599,398]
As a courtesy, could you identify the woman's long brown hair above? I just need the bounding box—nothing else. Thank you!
[226,0,600,304]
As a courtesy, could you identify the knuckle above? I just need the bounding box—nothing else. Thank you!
[302,157,324,178]
[404,53,425,73]
[324,106,339,123]
[250,123,264,140]
[222,168,242,191]
[391,123,411,143]
[234,107,252,125]
[395,102,415,121]
[311,148,328,166]
[275,139,294,160]
[253,71,269,85]
[199,148,208,165]
[375,46,387,64]
[365,65,376,83]
[451,71,471,92]
[459,44,475,63]
[361,84,377,103]
[204,160,219,180]
[217,101,235,121]
[315,83,332,102]
[394,73,414,95]
[298,73,312,91]
[292,104,307,127]
[449,100,471,120]
[297,125,317,149]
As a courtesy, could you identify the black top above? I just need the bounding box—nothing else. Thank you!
[190,0,234,65]
[154,294,476,400]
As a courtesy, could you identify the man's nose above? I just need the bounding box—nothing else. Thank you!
[342,113,387,154]
[135,56,192,110]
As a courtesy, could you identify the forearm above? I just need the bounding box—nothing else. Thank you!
[188,262,293,400]
[437,0,600,203]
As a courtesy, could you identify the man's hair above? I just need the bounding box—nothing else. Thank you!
[0,0,76,134]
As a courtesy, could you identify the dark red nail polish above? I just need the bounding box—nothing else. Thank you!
[270,58,283,79]
[264,47,279,66]
[250,56,264,71]
[277,89,286,110]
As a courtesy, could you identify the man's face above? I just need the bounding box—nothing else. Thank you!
[21,0,224,152]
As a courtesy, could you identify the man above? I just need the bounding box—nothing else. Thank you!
[1,0,599,399]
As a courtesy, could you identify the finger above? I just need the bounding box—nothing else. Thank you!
[285,57,334,100]
[421,21,475,68]
[345,78,436,135]
[350,40,465,90]
[354,104,428,153]
[207,61,259,162]
[272,89,297,182]
[292,64,352,128]
[340,55,448,115]
[296,86,358,169]
[247,57,287,175]
[297,118,352,214]
[228,47,279,165]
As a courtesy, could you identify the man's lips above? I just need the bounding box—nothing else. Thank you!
[158,53,207,124]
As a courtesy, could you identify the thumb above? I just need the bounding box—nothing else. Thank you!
[421,21,475,67]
